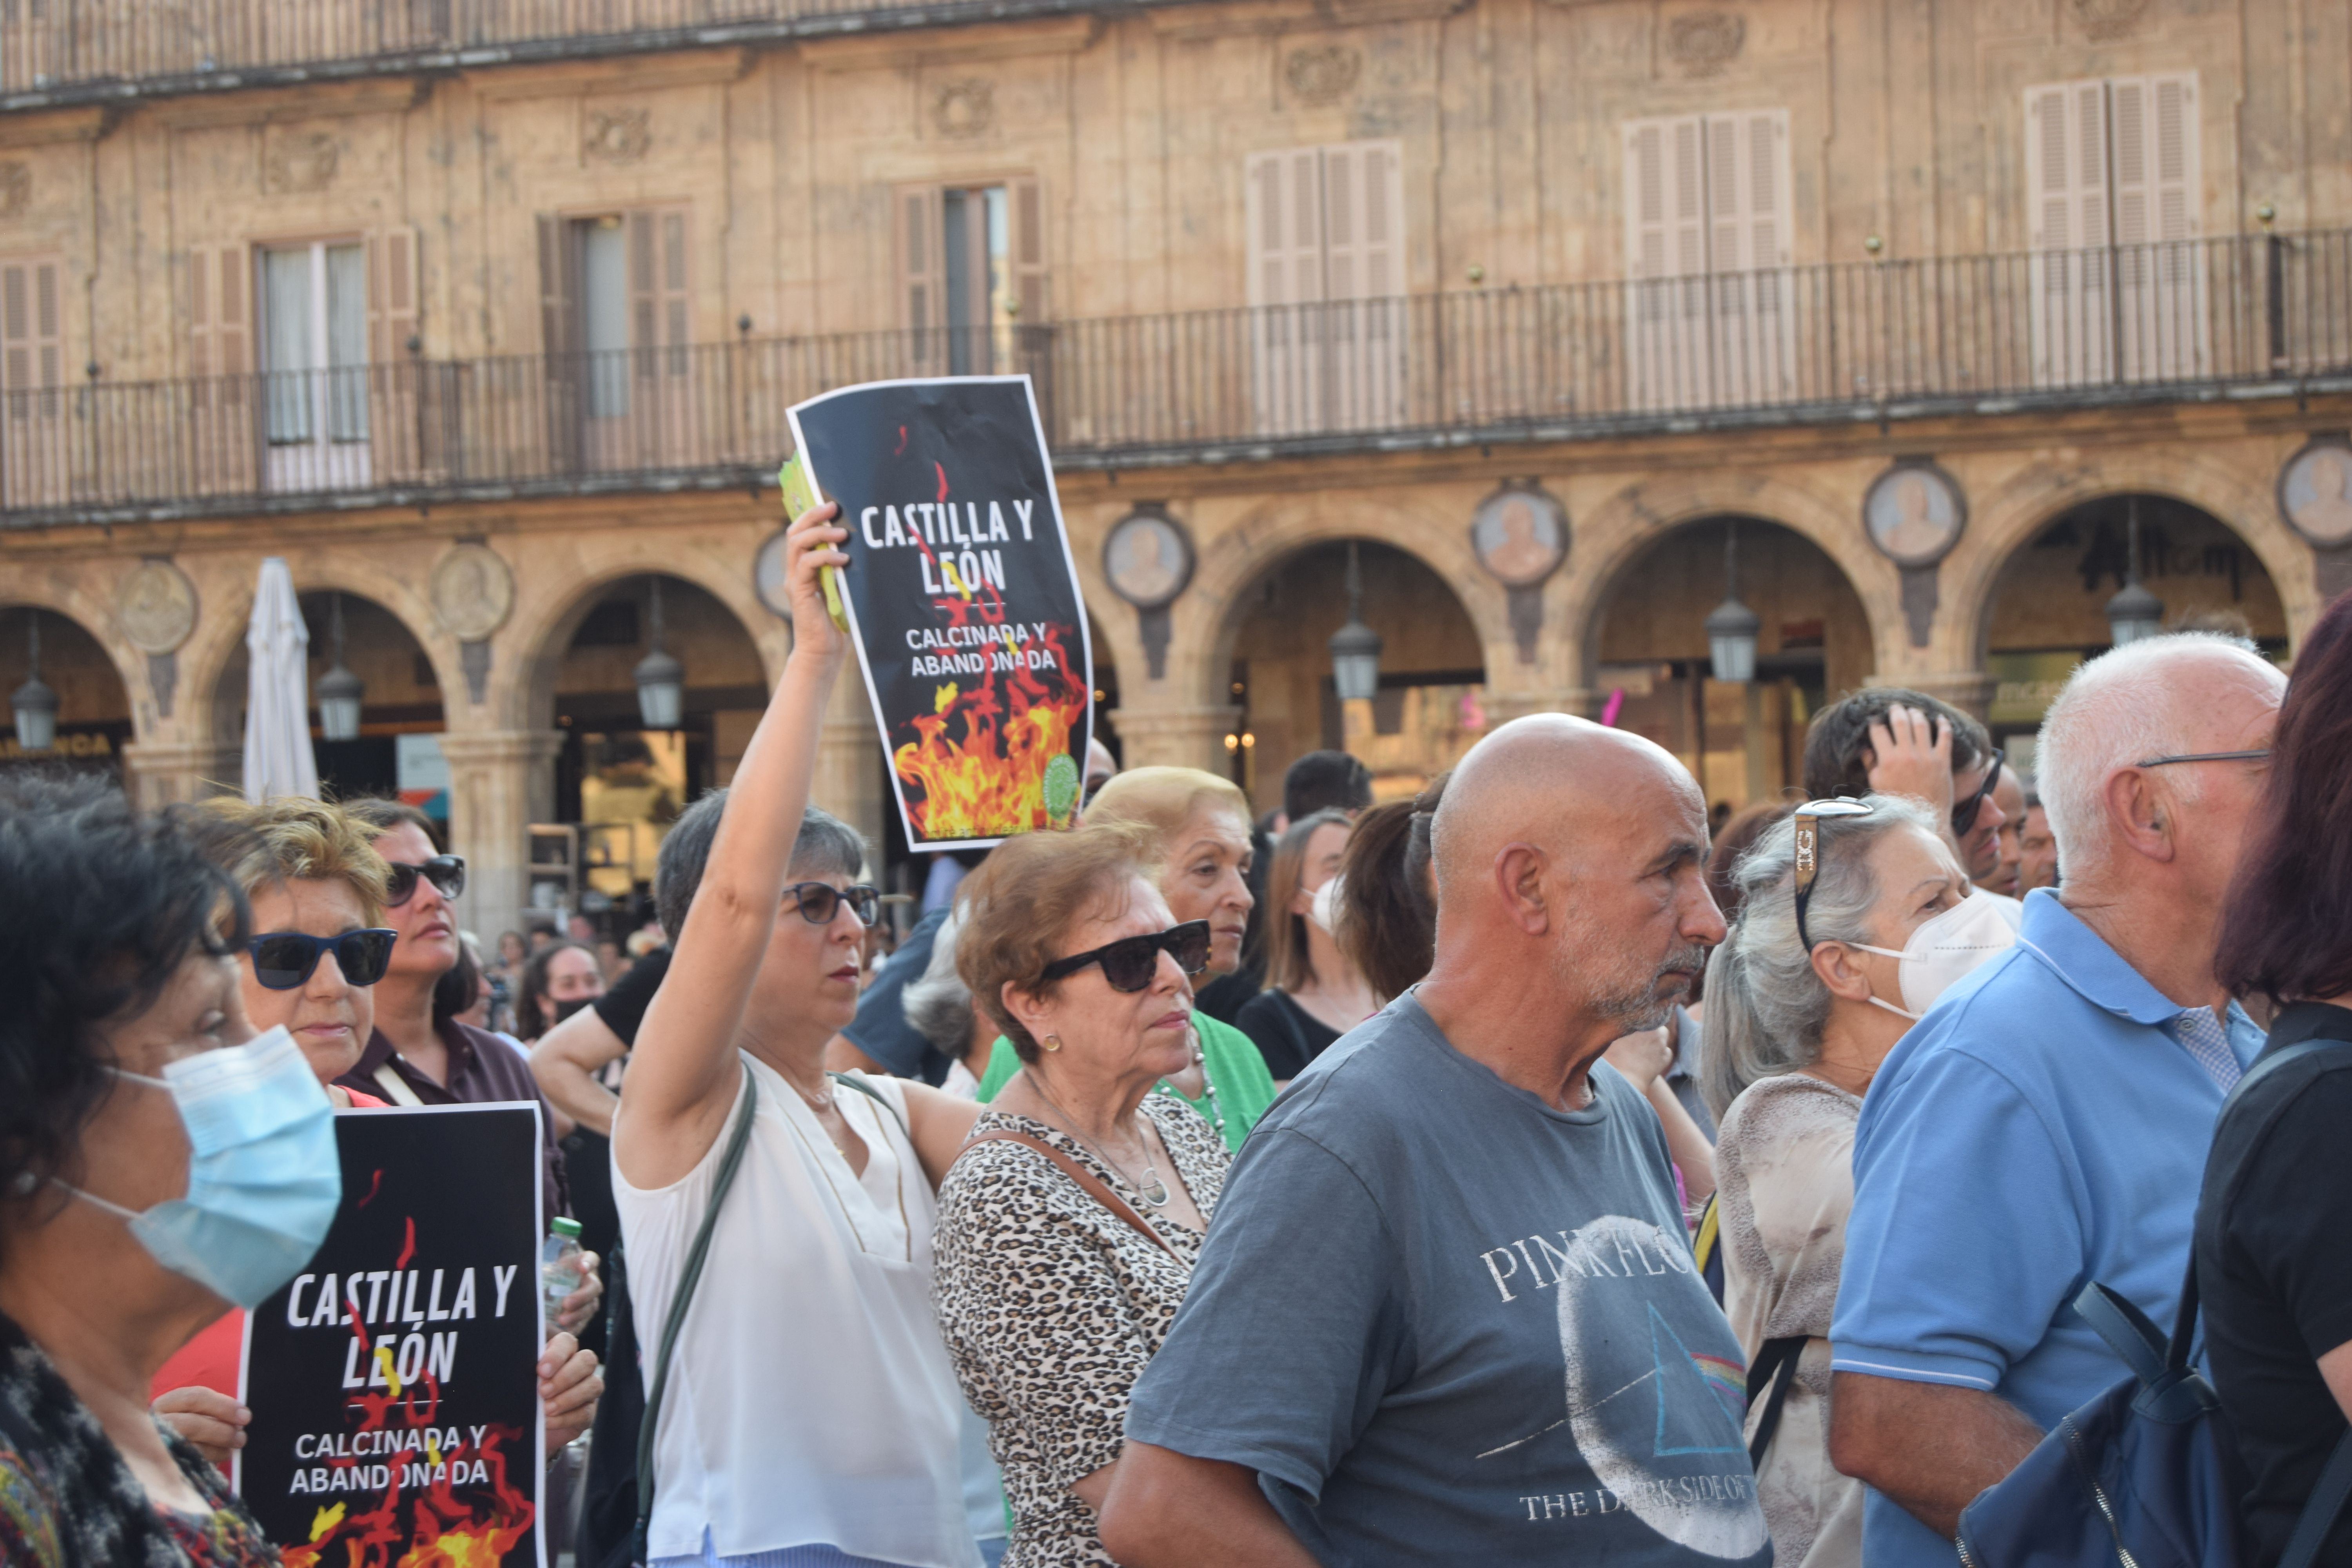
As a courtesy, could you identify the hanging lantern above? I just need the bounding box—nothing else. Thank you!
[2105,497,2166,646]
[633,578,686,730]
[10,610,58,753]
[1704,522,1761,683]
[1328,540,1384,704]
[316,593,365,742]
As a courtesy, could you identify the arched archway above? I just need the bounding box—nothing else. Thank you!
[1,604,134,776]
[211,591,445,804]
[1589,517,1874,814]
[1977,492,2288,766]
[1220,538,1488,809]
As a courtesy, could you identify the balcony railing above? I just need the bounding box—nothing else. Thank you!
[7,230,2352,524]
[0,0,1154,104]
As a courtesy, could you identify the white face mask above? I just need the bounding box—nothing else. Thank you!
[1308,874,1343,934]
[1844,889,2018,1021]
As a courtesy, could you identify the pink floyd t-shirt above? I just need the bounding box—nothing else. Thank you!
[1124,994,1770,1565]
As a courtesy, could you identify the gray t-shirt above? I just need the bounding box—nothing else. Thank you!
[1124,994,1770,1566]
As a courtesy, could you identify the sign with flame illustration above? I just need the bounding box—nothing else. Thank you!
[788,376,1094,850]
[237,1103,544,1568]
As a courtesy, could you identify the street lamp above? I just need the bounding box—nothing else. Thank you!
[11,609,58,752]
[1705,522,1762,684]
[634,577,686,730]
[2105,497,2165,646]
[1328,540,1384,704]
[316,593,365,743]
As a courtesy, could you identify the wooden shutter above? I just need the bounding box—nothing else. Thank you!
[2024,80,2111,252]
[897,185,943,370]
[1623,116,1708,281]
[183,245,253,494]
[537,214,582,470]
[1316,140,1403,303]
[1245,148,1326,309]
[0,256,65,506]
[1010,178,1048,326]
[366,227,421,479]
[2109,72,2204,376]
[1702,111,1790,273]
[622,207,694,464]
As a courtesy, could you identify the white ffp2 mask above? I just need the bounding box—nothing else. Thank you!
[1846,889,2017,1021]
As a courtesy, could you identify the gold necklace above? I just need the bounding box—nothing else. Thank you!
[1029,1080,1173,1209]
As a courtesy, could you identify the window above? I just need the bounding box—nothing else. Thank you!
[537,209,692,471]
[2024,73,2205,385]
[261,241,368,445]
[0,255,64,507]
[1621,111,1795,411]
[898,181,1045,376]
[1243,140,1407,435]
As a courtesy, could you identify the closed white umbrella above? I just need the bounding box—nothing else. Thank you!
[243,557,321,803]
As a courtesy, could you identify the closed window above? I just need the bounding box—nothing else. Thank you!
[1242,140,1407,435]
[260,241,368,444]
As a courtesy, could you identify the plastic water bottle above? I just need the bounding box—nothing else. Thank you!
[541,1216,585,1329]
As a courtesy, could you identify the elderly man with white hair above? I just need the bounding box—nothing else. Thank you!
[1826,631,2284,1568]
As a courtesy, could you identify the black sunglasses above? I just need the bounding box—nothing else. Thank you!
[247,929,398,990]
[1951,753,2004,838]
[785,882,880,926]
[1793,799,1876,952]
[384,855,466,907]
[1041,920,1212,993]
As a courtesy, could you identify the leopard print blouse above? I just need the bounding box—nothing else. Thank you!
[933,1097,1229,1568]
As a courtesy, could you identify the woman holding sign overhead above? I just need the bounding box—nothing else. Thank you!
[612,499,986,1568]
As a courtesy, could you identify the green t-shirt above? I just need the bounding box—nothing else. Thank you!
[974,1011,1275,1152]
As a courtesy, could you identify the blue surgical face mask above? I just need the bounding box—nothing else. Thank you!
[61,1024,342,1310]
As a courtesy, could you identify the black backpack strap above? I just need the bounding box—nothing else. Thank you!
[631,1065,761,1566]
[2280,1430,2352,1568]
[1744,1336,1808,1469]
[828,1070,912,1145]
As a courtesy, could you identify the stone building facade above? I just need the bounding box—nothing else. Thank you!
[2,0,2349,935]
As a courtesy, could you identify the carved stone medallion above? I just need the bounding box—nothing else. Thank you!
[0,163,28,221]
[262,131,339,195]
[2278,436,2352,548]
[932,80,996,140]
[1103,506,1194,610]
[583,107,652,164]
[116,559,199,656]
[429,544,515,642]
[2069,0,2151,39]
[755,529,795,620]
[1665,11,1746,76]
[1285,44,1363,106]
[1469,482,1568,587]
[1862,459,1968,568]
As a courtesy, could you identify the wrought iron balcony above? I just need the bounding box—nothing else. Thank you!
[0,0,1155,107]
[5,230,2350,526]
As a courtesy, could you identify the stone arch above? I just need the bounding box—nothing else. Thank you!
[0,573,149,733]
[1181,492,1510,714]
[1948,447,2316,669]
[1563,470,1901,693]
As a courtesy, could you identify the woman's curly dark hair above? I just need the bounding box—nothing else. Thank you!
[0,777,248,1250]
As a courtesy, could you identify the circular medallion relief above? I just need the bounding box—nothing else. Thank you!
[1103,508,1194,610]
[429,543,515,641]
[1862,460,1967,568]
[2278,437,2352,548]
[1470,483,1568,586]
[116,559,199,655]
[755,528,795,620]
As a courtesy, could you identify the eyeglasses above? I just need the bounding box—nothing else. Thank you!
[784,882,880,926]
[1951,753,2004,838]
[1040,920,1213,993]
[2133,749,2271,768]
[1793,799,1876,952]
[384,855,466,907]
[247,929,399,990]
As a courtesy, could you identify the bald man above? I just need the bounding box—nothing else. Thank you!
[1100,716,1764,1568]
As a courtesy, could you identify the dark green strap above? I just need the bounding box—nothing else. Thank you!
[631,1066,760,1566]
[829,1069,911,1145]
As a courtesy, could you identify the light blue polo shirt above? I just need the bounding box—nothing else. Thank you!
[1830,887,2261,1568]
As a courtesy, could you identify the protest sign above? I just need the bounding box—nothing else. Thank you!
[787,375,1094,850]
[238,1103,544,1568]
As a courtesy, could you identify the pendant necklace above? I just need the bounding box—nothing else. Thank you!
[1156,1031,1225,1138]
[1032,1080,1173,1209]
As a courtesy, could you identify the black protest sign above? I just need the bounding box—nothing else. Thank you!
[238,1103,544,1568]
[788,375,1094,850]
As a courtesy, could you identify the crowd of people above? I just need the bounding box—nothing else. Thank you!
[1,494,2347,1568]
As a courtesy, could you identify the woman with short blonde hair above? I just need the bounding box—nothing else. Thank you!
[938,826,1228,1567]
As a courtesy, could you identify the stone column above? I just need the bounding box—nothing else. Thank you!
[1107,704,1241,773]
[438,730,565,943]
[120,741,233,809]
[1900,669,1997,722]
[815,678,887,864]
[1479,688,1597,726]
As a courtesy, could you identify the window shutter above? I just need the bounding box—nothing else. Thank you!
[659,210,690,358]
[1705,111,1790,272]
[2149,73,2198,244]
[1314,140,1404,302]
[187,244,250,381]
[897,185,943,369]
[1245,148,1325,308]
[2025,80,2109,252]
[1622,116,1707,279]
[1010,178,1048,325]
[537,214,582,470]
[0,257,60,397]
[366,226,418,363]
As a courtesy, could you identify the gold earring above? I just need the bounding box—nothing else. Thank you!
[1041,1034,1064,1053]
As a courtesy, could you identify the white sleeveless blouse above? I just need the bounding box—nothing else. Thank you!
[614,1055,979,1568]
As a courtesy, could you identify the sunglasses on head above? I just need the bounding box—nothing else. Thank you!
[384,855,466,908]
[1793,799,1877,952]
[1951,754,2003,838]
[785,881,881,926]
[247,928,398,990]
[1041,920,1213,993]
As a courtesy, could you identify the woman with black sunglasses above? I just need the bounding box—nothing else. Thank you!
[935,824,1231,1568]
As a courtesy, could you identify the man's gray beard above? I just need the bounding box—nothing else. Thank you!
[1553,909,1704,1033]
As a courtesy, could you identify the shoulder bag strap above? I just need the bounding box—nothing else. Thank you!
[1744,1336,1807,1469]
[956,1129,1181,1263]
[828,1070,913,1145]
[1690,1192,1721,1276]
[2280,1428,2352,1568]
[370,1062,428,1108]
[631,1067,760,1566]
